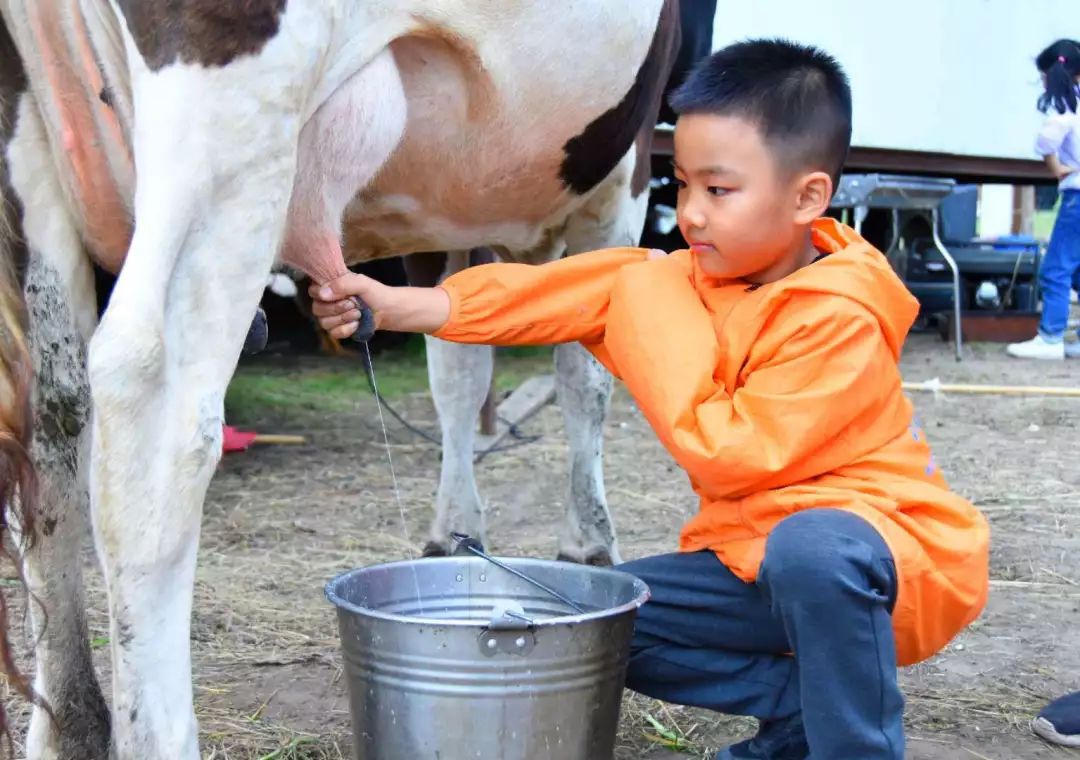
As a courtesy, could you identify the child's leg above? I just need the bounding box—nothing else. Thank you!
[1040,190,1080,340]
[621,551,806,756]
[759,509,903,760]
[1072,253,1080,340]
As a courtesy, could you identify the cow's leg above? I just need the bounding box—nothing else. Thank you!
[555,153,651,566]
[87,42,405,758]
[552,343,617,565]
[403,251,494,555]
[86,133,291,758]
[8,98,110,760]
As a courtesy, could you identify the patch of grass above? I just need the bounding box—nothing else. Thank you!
[89,635,110,650]
[225,335,552,421]
[255,735,319,760]
[1034,205,1057,240]
[642,711,695,752]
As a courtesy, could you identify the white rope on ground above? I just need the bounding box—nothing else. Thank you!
[903,378,1080,398]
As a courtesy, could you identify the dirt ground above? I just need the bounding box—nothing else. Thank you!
[6,330,1080,759]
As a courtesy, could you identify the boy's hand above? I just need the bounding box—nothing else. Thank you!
[309,273,452,338]
[310,273,386,340]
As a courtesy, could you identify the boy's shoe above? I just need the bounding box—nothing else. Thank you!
[714,713,809,760]
[1006,335,1065,360]
[1032,690,1080,747]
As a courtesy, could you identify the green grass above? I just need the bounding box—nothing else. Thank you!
[255,736,320,760]
[225,336,551,421]
[1034,202,1058,240]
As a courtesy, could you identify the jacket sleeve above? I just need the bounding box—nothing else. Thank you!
[432,247,651,346]
[603,260,895,499]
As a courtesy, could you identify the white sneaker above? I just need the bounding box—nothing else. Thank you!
[1006,335,1065,360]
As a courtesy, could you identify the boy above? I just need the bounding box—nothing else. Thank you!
[311,39,989,760]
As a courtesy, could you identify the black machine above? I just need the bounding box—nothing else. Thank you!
[904,236,1040,316]
[876,181,1041,320]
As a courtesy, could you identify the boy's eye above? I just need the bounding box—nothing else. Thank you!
[707,186,729,197]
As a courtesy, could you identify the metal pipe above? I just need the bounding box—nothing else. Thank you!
[883,208,904,277]
[930,207,963,361]
[854,204,868,235]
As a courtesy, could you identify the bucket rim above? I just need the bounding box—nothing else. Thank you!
[324,556,651,627]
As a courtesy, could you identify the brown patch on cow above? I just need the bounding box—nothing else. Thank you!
[355,31,574,237]
[114,0,288,72]
[560,0,682,196]
[393,26,497,124]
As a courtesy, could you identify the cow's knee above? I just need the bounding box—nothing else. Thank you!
[87,306,165,409]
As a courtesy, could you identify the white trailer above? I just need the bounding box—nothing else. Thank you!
[706,0,1070,185]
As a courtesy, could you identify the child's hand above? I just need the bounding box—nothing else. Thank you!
[309,273,452,338]
[310,273,386,340]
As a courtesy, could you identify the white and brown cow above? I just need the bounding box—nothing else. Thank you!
[0,0,679,757]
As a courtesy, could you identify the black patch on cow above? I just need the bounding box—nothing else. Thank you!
[0,12,29,286]
[559,0,681,197]
[115,0,288,72]
[658,0,716,126]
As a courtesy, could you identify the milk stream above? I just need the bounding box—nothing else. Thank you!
[364,343,425,615]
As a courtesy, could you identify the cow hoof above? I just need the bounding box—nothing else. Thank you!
[243,307,268,355]
[423,536,486,558]
[555,550,615,567]
[451,535,485,556]
[422,541,449,558]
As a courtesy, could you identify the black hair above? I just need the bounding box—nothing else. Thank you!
[669,38,852,188]
[1036,39,1080,114]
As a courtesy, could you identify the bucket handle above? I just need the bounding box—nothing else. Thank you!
[451,533,588,614]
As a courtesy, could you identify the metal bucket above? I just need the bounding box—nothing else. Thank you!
[325,556,650,760]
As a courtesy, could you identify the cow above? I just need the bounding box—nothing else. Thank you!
[0,0,681,757]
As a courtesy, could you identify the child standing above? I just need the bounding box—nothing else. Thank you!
[312,39,990,760]
[1008,39,1080,360]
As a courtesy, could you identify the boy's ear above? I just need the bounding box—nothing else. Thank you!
[794,170,833,224]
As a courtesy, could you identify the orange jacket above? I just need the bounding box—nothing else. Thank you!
[434,218,989,666]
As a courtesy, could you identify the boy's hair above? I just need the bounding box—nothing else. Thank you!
[670,38,852,189]
[1036,39,1080,115]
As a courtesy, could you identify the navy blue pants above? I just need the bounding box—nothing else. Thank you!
[621,509,904,759]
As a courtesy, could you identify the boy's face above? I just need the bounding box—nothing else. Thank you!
[672,113,829,283]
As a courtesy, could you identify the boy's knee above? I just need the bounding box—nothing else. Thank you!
[761,509,893,601]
